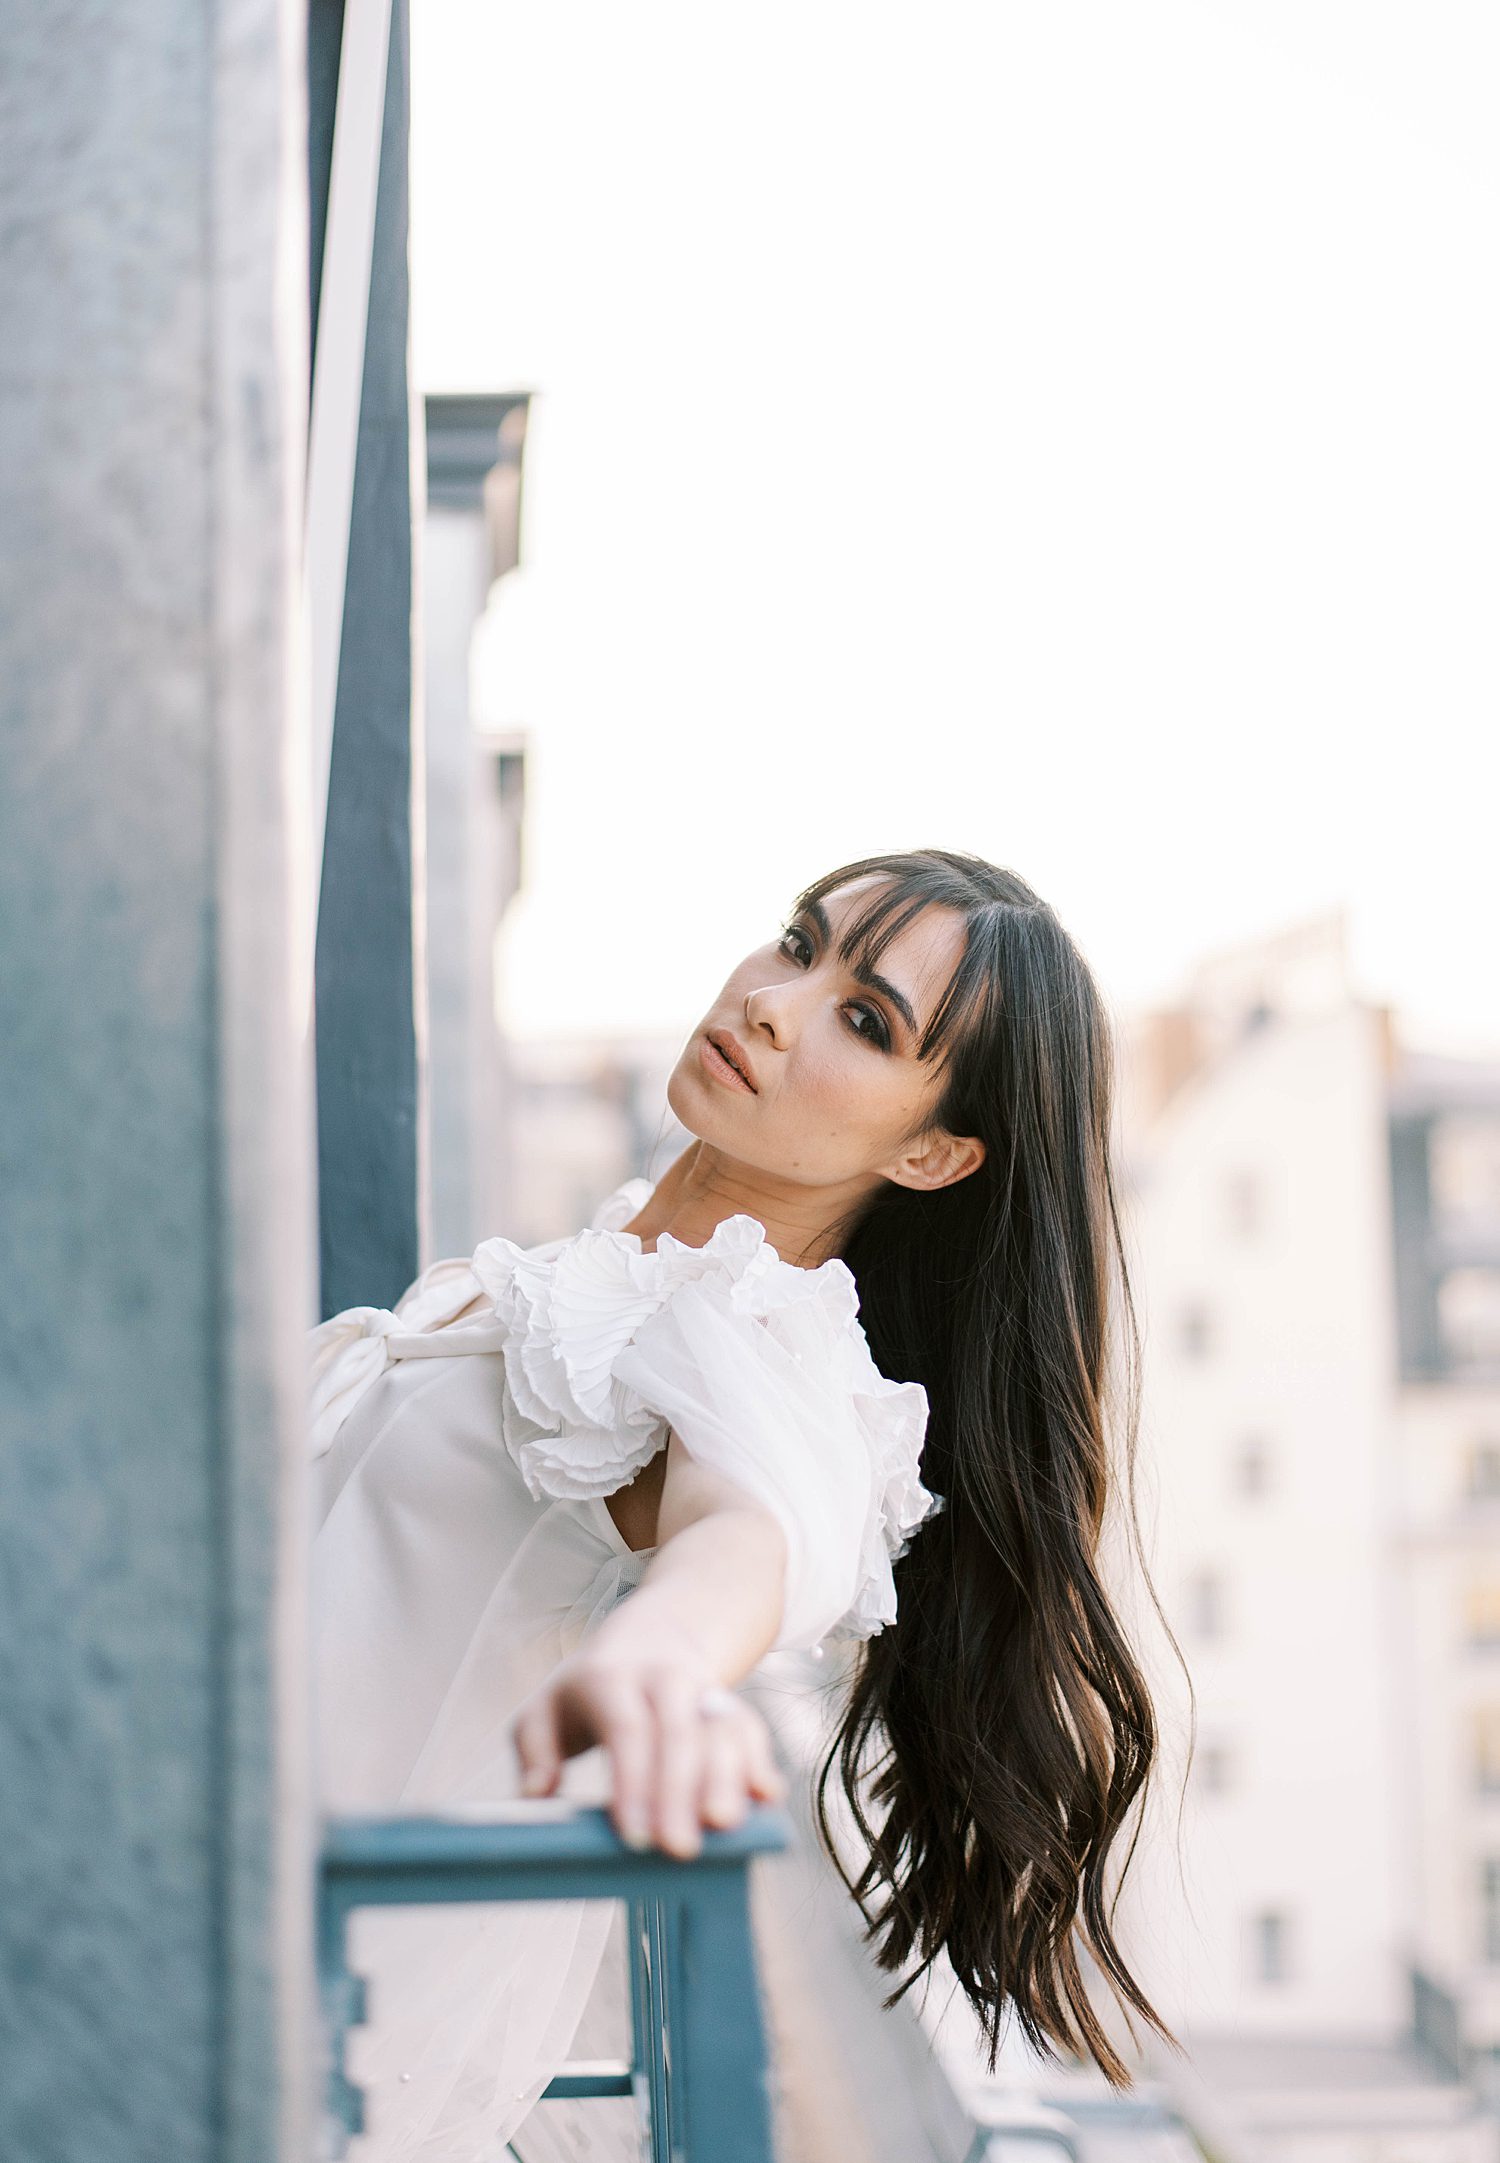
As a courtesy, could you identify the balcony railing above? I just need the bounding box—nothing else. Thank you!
[318,1803,790,2162]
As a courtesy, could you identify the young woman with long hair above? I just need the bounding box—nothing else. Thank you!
[309,847,1170,2158]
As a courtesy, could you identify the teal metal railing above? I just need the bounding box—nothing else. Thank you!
[317,1805,789,2162]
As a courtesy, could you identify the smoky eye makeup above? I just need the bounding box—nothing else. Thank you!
[779,908,917,1051]
[779,922,815,965]
[846,1002,892,1052]
[780,916,898,1052]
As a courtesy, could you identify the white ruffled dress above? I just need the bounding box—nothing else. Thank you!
[310,1178,937,2161]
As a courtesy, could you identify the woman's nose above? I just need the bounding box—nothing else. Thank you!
[744,981,799,1048]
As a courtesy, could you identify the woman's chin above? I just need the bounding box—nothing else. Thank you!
[665,1064,755,1157]
[664,1063,709,1139]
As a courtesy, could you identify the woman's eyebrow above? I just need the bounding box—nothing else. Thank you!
[862,967,918,1037]
[802,898,920,1037]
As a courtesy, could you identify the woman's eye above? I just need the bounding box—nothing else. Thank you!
[777,929,887,1048]
[846,1003,890,1051]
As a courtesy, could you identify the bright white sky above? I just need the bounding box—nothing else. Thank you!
[411,2,1499,1052]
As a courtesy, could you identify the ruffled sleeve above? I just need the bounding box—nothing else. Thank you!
[309,1182,941,1651]
[473,1211,940,1653]
[308,1185,644,1461]
[618,1257,936,1650]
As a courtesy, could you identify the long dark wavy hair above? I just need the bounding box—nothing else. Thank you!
[802,848,1176,2086]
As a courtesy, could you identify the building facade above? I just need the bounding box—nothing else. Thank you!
[1390,1062,1500,2090]
[1120,920,1500,2157]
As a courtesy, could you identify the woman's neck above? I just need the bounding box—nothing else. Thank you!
[623,1141,875,1269]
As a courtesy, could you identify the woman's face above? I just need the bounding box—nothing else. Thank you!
[668,877,979,1193]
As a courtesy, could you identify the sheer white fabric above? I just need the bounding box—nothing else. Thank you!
[310,1180,938,2159]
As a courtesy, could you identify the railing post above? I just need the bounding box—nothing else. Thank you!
[630,1898,674,2161]
[315,1886,367,2156]
[316,1806,787,2162]
[675,1868,778,2163]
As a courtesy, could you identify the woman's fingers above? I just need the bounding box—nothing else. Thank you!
[620,1688,785,1850]
[513,1661,786,1851]
[699,1711,750,1830]
[513,1695,562,1798]
[601,1694,653,1849]
[649,1671,706,1858]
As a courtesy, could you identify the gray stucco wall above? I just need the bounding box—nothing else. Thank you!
[0,4,316,2157]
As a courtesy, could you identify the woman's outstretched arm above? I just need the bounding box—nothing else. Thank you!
[509,1432,789,1857]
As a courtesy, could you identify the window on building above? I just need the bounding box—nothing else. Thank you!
[1467,1441,1500,1502]
[1251,1910,1291,1984]
[1483,1859,1500,1966]
[1186,1570,1225,1642]
[1438,1269,1500,1371]
[1226,1172,1261,1238]
[1236,1435,1272,1498]
[1430,1116,1500,1241]
[1179,1305,1213,1360]
[1475,1709,1500,1796]
[1466,1583,1500,1650]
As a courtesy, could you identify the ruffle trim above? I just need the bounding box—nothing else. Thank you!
[470,1196,941,1640]
[839,1356,941,1640]
[308,1182,942,1641]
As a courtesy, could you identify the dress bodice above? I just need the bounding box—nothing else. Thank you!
[310,1177,940,1653]
[307,1178,940,2160]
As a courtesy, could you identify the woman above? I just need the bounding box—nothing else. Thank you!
[311,847,1171,2159]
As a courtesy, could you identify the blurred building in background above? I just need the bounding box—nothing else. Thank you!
[1120,916,1500,2161]
[422,392,531,1259]
[417,395,701,1265]
[499,1035,691,1248]
[1391,1057,1500,2086]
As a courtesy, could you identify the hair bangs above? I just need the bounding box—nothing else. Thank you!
[794,852,996,1065]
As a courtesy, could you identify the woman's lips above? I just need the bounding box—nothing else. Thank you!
[700,1033,757,1094]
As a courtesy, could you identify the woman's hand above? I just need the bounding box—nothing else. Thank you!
[511,1433,791,1855]
[510,1634,787,1858]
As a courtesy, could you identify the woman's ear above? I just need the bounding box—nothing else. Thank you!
[883,1130,986,1194]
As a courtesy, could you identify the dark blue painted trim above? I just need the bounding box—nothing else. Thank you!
[314,0,423,1319]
